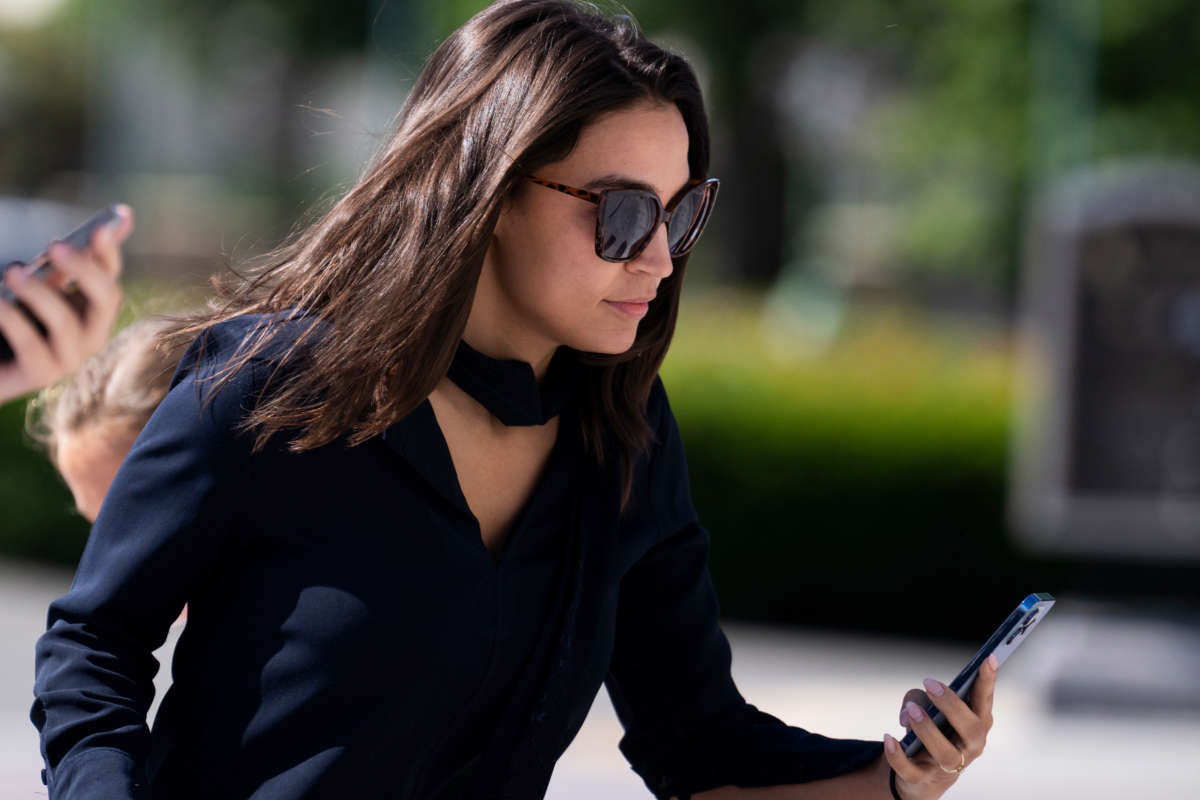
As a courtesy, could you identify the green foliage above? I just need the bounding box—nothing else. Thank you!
[0,398,89,564]
[803,0,1200,290]
[0,6,88,192]
[661,288,1059,636]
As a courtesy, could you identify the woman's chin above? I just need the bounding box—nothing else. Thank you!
[573,330,638,356]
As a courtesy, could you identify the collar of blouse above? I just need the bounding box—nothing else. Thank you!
[445,339,583,427]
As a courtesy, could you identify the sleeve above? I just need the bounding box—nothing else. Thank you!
[604,376,883,800]
[29,326,259,799]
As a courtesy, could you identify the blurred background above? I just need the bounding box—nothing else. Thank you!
[2,0,1200,796]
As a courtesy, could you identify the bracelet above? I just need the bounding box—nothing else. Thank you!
[889,767,903,800]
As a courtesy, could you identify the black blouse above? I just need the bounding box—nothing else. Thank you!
[31,310,883,800]
[421,347,584,797]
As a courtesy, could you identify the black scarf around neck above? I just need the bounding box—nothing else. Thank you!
[445,339,582,426]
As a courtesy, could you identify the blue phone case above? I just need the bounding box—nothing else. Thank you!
[900,592,1055,757]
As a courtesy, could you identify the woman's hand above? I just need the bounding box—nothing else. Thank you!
[0,205,132,403]
[882,652,998,800]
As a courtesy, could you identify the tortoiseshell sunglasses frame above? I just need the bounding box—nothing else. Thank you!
[526,175,720,263]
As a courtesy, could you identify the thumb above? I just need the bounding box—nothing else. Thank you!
[110,204,135,242]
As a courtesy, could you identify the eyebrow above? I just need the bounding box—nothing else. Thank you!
[583,173,690,202]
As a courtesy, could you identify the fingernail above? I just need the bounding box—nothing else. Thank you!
[905,701,925,722]
[899,710,909,727]
[988,653,999,671]
[923,677,945,697]
[107,205,131,232]
[5,267,25,286]
[884,734,897,754]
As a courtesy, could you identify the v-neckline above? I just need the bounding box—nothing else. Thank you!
[377,391,577,569]
[432,399,572,569]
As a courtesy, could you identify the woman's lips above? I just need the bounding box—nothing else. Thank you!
[605,300,650,318]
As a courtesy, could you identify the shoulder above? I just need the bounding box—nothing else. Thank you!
[642,373,685,467]
[164,309,328,434]
[170,308,327,390]
[640,373,699,536]
[644,373,672,434]
[619,374,679,481]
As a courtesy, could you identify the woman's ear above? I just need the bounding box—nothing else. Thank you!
[484,189,514,267]
[493,198,511,240]
[492,180,522,241]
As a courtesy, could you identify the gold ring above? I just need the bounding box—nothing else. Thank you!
[939,748,966,774]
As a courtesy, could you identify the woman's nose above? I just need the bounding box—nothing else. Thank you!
[629,223,674,278]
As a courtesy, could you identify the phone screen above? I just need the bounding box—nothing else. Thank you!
[901,592,1055,757]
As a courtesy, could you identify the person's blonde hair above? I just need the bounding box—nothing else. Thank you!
[25,315,197,469]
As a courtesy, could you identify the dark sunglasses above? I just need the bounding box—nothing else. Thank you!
[526,175,720,263]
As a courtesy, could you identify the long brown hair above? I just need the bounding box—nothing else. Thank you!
[159,0,711,513]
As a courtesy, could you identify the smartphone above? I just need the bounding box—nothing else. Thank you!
[901,591,1055,757]
[0,205,123,363]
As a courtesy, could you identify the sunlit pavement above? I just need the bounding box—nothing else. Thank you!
[4,557,1198,798]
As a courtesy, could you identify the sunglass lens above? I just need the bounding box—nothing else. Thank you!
[667,184,708,255]
[599,190,661,261]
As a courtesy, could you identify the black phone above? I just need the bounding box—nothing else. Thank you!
[0,205,123,364]
[901,591,1055,757]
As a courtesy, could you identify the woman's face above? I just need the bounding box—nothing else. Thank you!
[470,98,692,372]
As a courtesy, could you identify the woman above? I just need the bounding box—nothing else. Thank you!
[31,2,996,799]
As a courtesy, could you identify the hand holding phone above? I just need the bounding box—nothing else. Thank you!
[883,593,1055,796]
[0,204,132,402]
